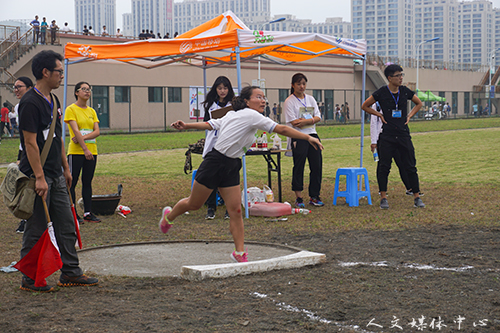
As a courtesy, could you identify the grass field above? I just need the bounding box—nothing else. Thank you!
[1,118,499,332]
[1,117,499,164]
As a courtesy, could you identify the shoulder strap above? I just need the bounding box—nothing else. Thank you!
[39,93,58,166]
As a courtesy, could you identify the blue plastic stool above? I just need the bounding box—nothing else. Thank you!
[333,167,372,207]
[192,169,220,206]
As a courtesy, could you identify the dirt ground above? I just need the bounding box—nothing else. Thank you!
[1,223,499,332]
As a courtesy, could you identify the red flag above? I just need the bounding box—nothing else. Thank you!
[14,222,63,287]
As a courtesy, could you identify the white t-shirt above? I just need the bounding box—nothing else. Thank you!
[284,94,320,136]
[61,25,71,33]
[208,108,277,159]
[202,101,231,158]
[370,114,382,145]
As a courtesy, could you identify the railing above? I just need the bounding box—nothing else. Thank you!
[0,28,35,69]
[0,25,21,54]
[365,53,488,73]
[0,67,16,94]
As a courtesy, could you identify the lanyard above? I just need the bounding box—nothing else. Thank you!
[33,87,54,122]
[294,94,308,108]
[386,86,400,109]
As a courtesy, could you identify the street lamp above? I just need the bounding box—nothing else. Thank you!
[257,17,286,87]
[416,37,440,93]
[488,47,500,117]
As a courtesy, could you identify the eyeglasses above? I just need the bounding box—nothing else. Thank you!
[77,88,92,93]
[391,73,405,78]
[253,95,267,101]
[13,85,26,90]
[52,69,64,76]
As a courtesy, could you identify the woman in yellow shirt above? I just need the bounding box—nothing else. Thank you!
[64,81,100,223]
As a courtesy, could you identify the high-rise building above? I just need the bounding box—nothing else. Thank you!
[352,0,414,58]
[352,0,498,66]
[173,0,270,34]
[122,13,133,37]
[414,0,459,64]
[131,0,173,38]
[457,0,494,65]
[75,0,116,35]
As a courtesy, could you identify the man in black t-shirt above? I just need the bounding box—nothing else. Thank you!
[362,64,425,209]
[18,50,99,292]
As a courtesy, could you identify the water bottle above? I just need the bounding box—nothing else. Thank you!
[262,132,268,150]
[291,208,311,215]
[373,148,379,162]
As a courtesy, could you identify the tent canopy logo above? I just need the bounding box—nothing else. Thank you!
[180,41,193,54]
[253,30,274,44]
[77,45,98,59]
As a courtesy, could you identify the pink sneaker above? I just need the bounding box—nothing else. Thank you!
[159,206,173,233]
[230,251,248,263]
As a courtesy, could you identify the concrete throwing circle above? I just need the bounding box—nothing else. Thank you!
[77,240,324,280]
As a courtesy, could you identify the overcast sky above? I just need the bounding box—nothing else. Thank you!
[2,0,500,31]
[1,0,350,30]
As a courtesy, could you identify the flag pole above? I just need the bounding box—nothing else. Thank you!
[67,190,83,249]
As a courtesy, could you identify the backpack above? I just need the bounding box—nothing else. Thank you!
[184,138,205,174]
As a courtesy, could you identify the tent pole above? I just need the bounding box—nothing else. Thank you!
[360,55,367,168]
[236,46,249,218]
[62,59,69,143]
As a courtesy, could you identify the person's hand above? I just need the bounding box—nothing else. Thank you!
[379,112,387,124]
[370,143,377,153]
[171,120,186,130]
[71,136,78,143]
[84,148,94,160]
[63,168,72,189]
[35,177,49,201]
[405,116,411,125]
[308,137,324,151]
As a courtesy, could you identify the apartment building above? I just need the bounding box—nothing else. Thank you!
[75,0,116,35]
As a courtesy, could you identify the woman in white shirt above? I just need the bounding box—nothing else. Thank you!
[201,76,235,220]
[284,73,324,208]
[160,86,323,263]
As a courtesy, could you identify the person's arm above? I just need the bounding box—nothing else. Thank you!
[68,120,94,160]
[406,94,423,124]
[61,138,72,189]
[362,96,386,124]
[272,124,323,151]
[291,116,321,128]
[78,121,100,141]
[171,120,213,131]
[369,112,379,153]
[23,131,48,200]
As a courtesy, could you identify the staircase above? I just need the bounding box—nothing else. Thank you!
[475,66,500,92]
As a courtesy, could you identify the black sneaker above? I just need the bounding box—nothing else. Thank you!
[83,213,101,223]
[414,197,425,208]
[57,273,99,287]
[224,210,230,219]
[20,277,54,292]
[205,208,215,220]
[380,198,389,209]
[16,220,26,233]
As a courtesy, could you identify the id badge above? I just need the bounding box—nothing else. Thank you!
[392,109,402,118]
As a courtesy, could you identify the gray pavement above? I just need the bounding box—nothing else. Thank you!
[78,241,324,280]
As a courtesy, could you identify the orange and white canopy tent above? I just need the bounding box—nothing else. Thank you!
[64,11,366,69]
[63,11,369,217]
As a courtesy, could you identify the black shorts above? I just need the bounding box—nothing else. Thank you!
[195,149,242,189]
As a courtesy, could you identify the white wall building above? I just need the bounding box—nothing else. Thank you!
[75,0,116,35]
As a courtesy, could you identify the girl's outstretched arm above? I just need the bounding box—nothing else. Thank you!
[273,124,324,151]
[171,120,213,131]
